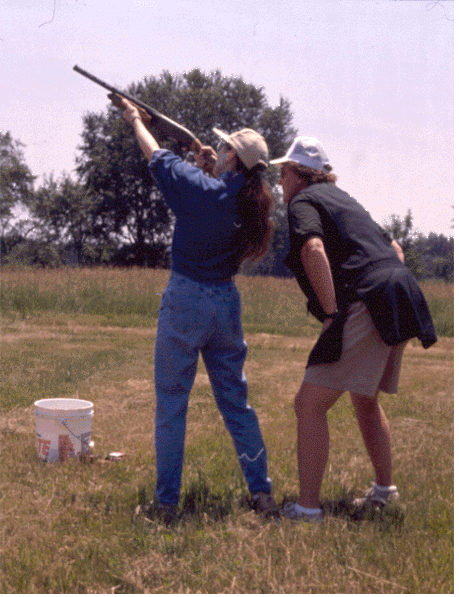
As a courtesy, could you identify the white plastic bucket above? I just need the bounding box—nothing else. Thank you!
[34,398,94,463]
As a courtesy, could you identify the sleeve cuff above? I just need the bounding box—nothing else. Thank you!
[148,148,172,169]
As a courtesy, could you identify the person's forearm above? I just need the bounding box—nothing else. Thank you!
[130,116,160,161]
[391,239,405,262]
[301,237,337,316]
[114,96,161,160]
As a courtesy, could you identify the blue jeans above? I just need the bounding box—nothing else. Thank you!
[154,271,271,505]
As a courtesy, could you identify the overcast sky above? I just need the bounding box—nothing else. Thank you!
[1,0,454,237]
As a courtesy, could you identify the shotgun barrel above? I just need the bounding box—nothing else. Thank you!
[73,65,201,150]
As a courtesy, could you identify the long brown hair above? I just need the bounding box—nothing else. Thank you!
[235,159,274,263]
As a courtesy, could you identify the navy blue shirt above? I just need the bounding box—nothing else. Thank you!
[149,149,246,282]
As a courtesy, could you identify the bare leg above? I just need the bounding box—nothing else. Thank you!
[294,382,342,509]
[350,393,392,487]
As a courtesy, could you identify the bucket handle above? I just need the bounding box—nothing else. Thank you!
[59,418,92,452]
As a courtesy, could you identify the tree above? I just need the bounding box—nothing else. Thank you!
[29,173,109,265]
[0,132,35,237]
[76,69,297,266]
[383,210,454,281]
[414,232,454,282]
[383,210,425,277]
[384,210,416,252]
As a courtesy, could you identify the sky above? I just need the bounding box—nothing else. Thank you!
[1,0,454,237]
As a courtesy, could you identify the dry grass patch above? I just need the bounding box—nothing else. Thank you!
[0,315,453,593]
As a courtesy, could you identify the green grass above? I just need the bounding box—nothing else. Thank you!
[0,268,453,593]
[0,267,164,324]
[417,279,454,337]
[0,266,451,336]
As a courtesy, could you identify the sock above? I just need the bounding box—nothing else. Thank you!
[374,483,396,492]
[295,504,322,516]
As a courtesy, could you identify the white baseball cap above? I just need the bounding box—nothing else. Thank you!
[213,127,269,170]
[270,136,330,171]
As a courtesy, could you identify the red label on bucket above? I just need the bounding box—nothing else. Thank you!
[36,438,51,458]
[59,435,75,461]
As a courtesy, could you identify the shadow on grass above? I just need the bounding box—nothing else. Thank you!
[180,482,235,521]
[279,491,405,531]
[135,481,240,527]
[135,483,405,531]
[321,494,406,531]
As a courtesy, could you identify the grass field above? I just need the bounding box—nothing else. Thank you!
[0,268,454,593]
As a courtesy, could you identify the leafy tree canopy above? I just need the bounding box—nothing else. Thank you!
[0,131,35,234]
[383,210,453,282]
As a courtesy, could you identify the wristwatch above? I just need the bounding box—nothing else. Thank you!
[325,310,339,319]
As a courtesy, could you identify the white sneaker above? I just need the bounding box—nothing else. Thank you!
[280,502,323,522]
[353,483,399,507]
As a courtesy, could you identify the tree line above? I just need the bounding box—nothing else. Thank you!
[0,69,453,282]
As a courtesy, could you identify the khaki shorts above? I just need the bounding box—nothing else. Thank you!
[303,301,407,397]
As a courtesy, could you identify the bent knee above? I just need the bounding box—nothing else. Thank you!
[351,392,379,415]
[294,383,341,417]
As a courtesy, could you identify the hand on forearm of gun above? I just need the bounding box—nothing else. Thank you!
[110,95,160,160]
[108,93,152,127]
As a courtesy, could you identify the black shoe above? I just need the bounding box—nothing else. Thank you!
[251,492,279,517]
[135,500,178,525]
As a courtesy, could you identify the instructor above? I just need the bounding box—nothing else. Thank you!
[270,136,437,521]
[112,97,277,520]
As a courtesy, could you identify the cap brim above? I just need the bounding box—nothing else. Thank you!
[269,156,289,165]
[212,128,231,143]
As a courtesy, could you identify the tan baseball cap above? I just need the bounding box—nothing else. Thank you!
[213,127,269,170]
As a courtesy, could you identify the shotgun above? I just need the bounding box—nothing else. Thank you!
[73,65,202,152]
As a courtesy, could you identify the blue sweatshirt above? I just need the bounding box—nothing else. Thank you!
[149,149,246,282]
